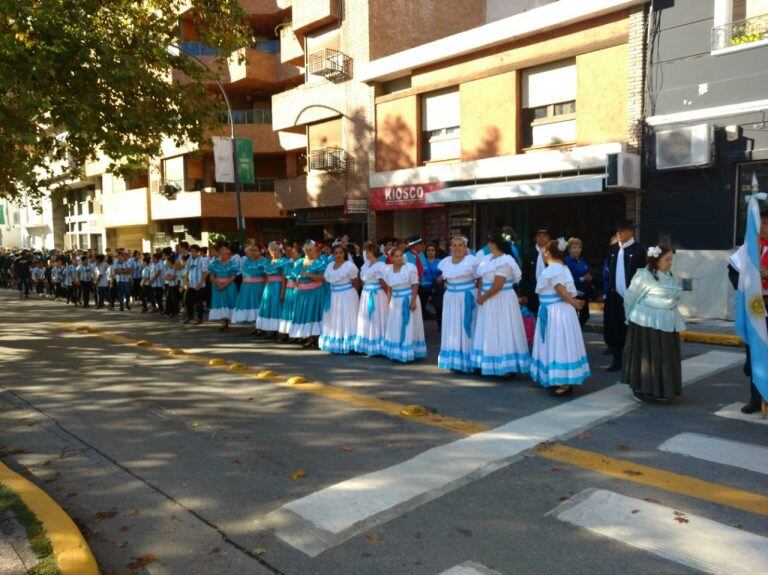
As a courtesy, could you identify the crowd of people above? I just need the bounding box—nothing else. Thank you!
[3,212,765,411]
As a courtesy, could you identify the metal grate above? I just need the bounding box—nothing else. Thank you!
[306,48,352,82]
[309,147,346,172]
[712,12,768,50]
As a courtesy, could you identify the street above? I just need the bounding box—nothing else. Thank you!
[0,289,767,575]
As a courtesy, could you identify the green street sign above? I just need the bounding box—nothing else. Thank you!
[0,204,5,225]
[236,138,255,184]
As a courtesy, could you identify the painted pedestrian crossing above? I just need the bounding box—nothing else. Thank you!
[714,402,768,426]
[266,350,743,557]
[659,433,768,476]
[552,489,768,575]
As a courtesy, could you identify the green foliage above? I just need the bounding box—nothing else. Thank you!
[0,0,252,202]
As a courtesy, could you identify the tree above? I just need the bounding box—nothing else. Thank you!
[0,0,251,203]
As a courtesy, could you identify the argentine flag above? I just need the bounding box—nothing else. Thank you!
[734,192,768,401]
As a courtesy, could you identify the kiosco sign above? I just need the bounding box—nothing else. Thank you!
[369,182,444,211]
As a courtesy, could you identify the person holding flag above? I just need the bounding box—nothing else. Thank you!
[728,190,768,416]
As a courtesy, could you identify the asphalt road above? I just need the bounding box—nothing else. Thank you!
[0,289,766,575]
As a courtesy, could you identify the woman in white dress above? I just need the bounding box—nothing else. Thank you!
[353,242,389,356]
[471,233,531,376]
[382,248,427,363]
[530,238,590,397]
[437,237,478,372]
[319,245,361,354]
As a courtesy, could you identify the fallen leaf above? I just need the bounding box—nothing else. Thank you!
[234,459,242,465]
[119,526,131,533]
[618,444,630,451]
[631,509,640,514]
[456,528,472,538]
[622,469,643,476]
[67,492,78,498]
[252,547,267,555]
[549,467,565,473]
[365,533,381,544]
[127,553,157,573]
[674,516,690,524]
[342,446,357,453]
[209,547,221,555]
[732,523,742,529]
[42,460,52,466]
[578,432,592,440]
[93,509,118,523]
[558,496,570,501]
[164,527,175,534]
[130,510,142,517]
[644,498,661,504]
[290,469,306,480]
[673,511,686,517]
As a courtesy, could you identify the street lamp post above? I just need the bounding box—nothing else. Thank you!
[174,45,246,248]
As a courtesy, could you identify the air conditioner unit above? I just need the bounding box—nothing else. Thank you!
[655,123,713,170]
[605,152,641,190]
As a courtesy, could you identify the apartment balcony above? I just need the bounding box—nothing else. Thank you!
[151,187,286,220]
[103,188,150,228]
[210,119,284,154]
[178,0,285,16]
[712,12,768,51]
[291,0,339,34]
[280,24,304,65]
[271,80,348,131]
[306,48,351,82]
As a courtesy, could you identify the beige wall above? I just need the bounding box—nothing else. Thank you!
[460,71,519,160]
[575,44,628,146]
[376,96,419,171]
[308,117,343,151]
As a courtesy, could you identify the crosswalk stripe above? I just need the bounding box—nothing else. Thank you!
[658,433,768,476]
[438,561,504,575]
[552,488,768,575]
[715,402,768,426]
[265,351,743,557]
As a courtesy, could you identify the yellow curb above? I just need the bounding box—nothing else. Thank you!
[680,331,743,347]
[286,376,309,385]
[167,349,185,356]
[256,370,278,378]
[135,340,152,347]
[208,358,228,366]
[400,405,429,417]
[75,326,91,333]
[0,461,99,575]
[227,363,248,372]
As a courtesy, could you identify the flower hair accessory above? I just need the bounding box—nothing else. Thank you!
[647,246,662,258]
[557,237,567,251]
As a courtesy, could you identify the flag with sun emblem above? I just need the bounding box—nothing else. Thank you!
[734,193,768,401]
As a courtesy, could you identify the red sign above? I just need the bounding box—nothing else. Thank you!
[369,182,444,211]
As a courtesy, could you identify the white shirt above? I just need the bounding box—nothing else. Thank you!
[615,238,635,298]
[535,245,546,281]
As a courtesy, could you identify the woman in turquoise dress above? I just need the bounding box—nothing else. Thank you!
[232,244,265,327]
[208,245,239,331]
[289,241,328,348]
[256,242,288,336]
[278,244,299,341]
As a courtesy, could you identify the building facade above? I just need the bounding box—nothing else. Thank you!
[361,0,648,265]
[643,0,768,318]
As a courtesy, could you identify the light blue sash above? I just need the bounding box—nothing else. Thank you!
[363,281,380,318]
[481,279,515,292]
[447,279,476,338]
[325,282,353,312]
[391,287,412,343]
[537,293,562,342]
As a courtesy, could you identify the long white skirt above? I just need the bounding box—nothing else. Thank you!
[319,289,360,354]
[352,287,389,356]
[471,289,531,375]
[382,289,427,363]
[437,288,477,372]
[530,300,590,387]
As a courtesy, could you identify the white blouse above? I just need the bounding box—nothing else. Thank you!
[360,260,386,283]
[383,262,419,288]
[324,260,359,284]
[476,254,521,283]
[438,254,478,283]
[535,263,577,297]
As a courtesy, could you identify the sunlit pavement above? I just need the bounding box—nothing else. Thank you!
[0,289,766,575]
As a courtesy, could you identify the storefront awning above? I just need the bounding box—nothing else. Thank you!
[424,174,605,204]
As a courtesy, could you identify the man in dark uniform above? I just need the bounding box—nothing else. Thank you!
[520,227,552,314]
[11,250,32,299]
[604,219,646,371]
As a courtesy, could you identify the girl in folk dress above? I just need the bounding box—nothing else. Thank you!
[530,239,590,397]
[208,245,239,331]
[437,237,479,372]
[353,242,389,356]
[278,245,299,341]
[289,241,328,348]
[319,245,361,354]
[382,248,427,363]
[256,242,288,337]
[232,245,265,327]
[471,234,531,376]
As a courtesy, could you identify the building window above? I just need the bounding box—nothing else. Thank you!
[522,60,577,148]
[713,0,768,50]
[421,88,461,163]
[735,161,768,244]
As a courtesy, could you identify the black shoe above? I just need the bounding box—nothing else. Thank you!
[741,399,762,414]
[602,347,614,356]
[631,391,645,403]
[606,362,622,372]
[126,304,131,310]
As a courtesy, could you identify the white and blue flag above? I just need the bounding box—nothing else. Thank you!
[733,192,768,401]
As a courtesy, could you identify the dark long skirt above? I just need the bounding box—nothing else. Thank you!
[622,321,682,399]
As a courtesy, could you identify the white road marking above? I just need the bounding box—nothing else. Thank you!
[552,488,768,575]
[265,351,743,557]
[438,561,504,575]
[659,433,768,476]
[715,402,768,426]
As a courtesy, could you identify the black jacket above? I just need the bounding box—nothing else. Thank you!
[606,241,646,295]
[520,247,545,313]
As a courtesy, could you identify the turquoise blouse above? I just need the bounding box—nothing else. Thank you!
[624,268,686,333]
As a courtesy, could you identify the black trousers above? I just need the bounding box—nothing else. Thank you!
[80,281,93,307]
[185,288,204,320]
[575,295,591,327]
[141,285,153,310]
[131,278,142,301]
[165,285,180,316]
[603,290,626,363]
[97,286,109,307]
[153,287,164,312]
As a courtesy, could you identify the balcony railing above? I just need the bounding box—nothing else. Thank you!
[712,12,768,50]
[214,178,276,192]
[220,109,273,125]
[253,40,279,54]
[180,41,280,57]
[163,179,205,193]
[309,147,346,172]
[307,48,352,82]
